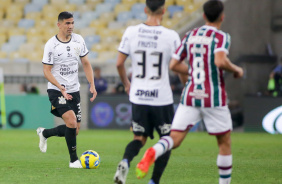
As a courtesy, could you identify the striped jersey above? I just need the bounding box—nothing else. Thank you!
[173,25,231,107]
[119,23,181,106]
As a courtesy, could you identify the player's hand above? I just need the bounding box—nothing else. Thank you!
[89,85,97,102]
[125,84,130,95]
[59,85,73,100]
[234,67,244,78]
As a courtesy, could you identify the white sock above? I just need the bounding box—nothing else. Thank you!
[217,154,232,184]
[152,136,174,160]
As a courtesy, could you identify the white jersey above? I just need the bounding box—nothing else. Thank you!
[118,23,181,106]
[42,33,88,93]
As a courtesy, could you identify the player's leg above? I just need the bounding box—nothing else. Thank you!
[136,104,200,179]
[37,90,68,153]
[61,110,81,168]
[76,122,81,135]
[114,103,150,184]
[149,104,174,184]
[216,131,232,184]
[202,106,233,184]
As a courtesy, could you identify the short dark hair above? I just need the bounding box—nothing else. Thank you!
[58,11,73,22]
[203,0,224,23]
[146,0,165,12]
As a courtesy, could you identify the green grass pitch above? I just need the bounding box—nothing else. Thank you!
[0,130,281,184]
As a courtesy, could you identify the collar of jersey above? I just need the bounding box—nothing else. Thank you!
[56,34,72,44]
[202,25,218,31]
[142,23,161,27]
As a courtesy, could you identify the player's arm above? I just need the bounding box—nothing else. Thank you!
[43,64,72,100]
[81,55,97,102]
[116,52,130,95]
[178,73,189,85]
[215,51,243,78]
[170,58,189,75]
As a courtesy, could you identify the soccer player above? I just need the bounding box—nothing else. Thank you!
[36,11,97,168]
[113,0,181,183]
[136,1,244,184]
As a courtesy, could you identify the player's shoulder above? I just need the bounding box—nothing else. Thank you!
[44,35,57,48]
[71,33,84,41]
[125,24,141,32]
[215,29,230,38]
[162,26,178,35]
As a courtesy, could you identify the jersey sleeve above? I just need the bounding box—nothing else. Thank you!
[118,27,131,55]
[42,41,53,65]
[172,31,190,62]
[79,35,89,57]
[214,32,231,54]
[170,31,181,56]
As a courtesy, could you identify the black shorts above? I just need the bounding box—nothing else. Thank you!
[47,89,81,122]
[131,103,174,139]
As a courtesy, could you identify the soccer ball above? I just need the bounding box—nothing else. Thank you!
[80,150,100,169]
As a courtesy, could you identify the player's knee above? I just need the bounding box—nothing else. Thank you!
[66,117,77,128]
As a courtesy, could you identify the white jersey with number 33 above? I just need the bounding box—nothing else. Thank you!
[119,23,181,106]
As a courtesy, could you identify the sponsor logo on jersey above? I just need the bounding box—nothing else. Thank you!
[189,89,209,99]
[120,37,128,49]
[58,96,66,104]
[262,106,282,134]
[135,89,159,98]
[138,28,162,35]
[48,52,52,62]
[188,35,213,45]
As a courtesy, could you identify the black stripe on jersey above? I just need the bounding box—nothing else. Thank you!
[118,51,129,56]
[42,62,53,65]
[80,52,89,58]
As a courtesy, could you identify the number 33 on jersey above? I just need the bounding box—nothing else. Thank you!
[118,23,181,106]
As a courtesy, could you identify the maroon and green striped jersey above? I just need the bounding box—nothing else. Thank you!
[172,25,231,107]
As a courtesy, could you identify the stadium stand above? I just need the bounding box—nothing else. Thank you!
[0,0,204,66]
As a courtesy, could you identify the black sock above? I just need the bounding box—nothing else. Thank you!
[42,125,66,138]
[123,140,143,167]
[65,127,78,163]
[151,151,171,184]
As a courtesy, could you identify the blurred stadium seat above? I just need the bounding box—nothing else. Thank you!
[0,0,202,65]
[69,0,85,5]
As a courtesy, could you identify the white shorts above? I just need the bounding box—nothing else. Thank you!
[171,103,232,135]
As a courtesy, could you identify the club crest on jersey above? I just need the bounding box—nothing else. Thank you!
[66,46,70,51]
[58,96,66,104]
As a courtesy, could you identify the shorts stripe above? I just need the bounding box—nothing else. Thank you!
[209,129,231,135]
[171,125,194,132]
